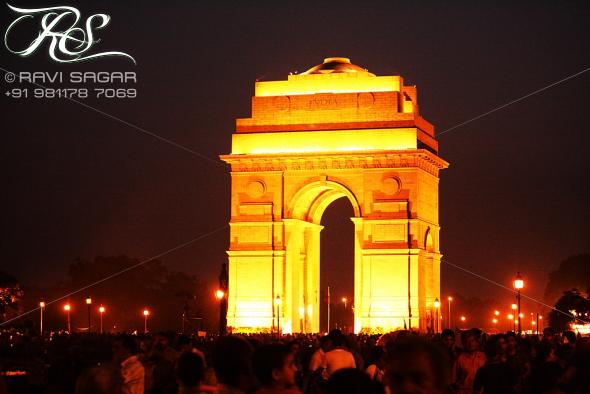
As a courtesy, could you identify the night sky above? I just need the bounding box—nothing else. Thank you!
[2,1,589,323]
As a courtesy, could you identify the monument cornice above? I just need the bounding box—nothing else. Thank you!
[220,149,449,177]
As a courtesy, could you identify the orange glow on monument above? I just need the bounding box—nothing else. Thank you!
[221,57,448,333]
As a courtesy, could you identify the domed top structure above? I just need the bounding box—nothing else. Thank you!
[302,57,375,76]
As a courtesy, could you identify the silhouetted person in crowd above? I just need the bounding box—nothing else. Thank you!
[309,335,331,373]
[365,346,386,383]
[212,335,255,394]
[305,335,332,394]
[326,368,384,394]
[112,334,145,394]
[325,330,356,377]
[473,334,516,394]
[505,332,529,392]
[252,344,301,394]
[453,329,486,394]
[384,336,450,394]
[441,329,460,366]
[527,340,562,394]
[176,351,205,394]
[542,327,556,343]
[75,364,123,394]
[145,332,177,394]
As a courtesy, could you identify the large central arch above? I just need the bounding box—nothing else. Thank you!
[220,57,448,333]
[289,179,361,224]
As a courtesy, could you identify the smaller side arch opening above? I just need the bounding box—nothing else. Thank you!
[425,227,434,253]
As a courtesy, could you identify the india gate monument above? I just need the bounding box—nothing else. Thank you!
[220,57,448,334]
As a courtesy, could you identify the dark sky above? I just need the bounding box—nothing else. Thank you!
[2,1,589,321]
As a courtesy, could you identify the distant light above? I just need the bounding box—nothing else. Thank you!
[511,304,517,310]
[275,295,281,305]
[434,298,440,308]
[86,297,92,305]
[215,290,225,300]
[99,306,105,313]
[143,309,150,316]
[307,304,313,317]
[460,315,466,322]
[492,318,498,324]
[64,304,71,311]
[519,313,524,318]
[494,310,500,316]
[298,306,305,317]
[447,296,453,301]
[508,314,514,319]
[39,301,45,308]
[341,297,347,303]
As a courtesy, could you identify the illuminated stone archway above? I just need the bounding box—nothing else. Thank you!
[221,57,448,333]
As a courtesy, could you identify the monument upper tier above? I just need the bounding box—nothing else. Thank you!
[234,57,438,154]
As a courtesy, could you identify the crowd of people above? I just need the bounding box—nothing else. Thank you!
[1,326,589,394]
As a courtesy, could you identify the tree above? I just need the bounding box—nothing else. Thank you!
[544,254,590,307]
[548,289,590,332]
[21,255,217,332]
[0,269,23,323]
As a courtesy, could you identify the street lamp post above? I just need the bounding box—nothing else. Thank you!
[275,295,281,336]
[39,301,45,335]
[447,296,453,329]
[514,273,524,334]
[218,263,229,335]
[143,308,150,334]
[86,297,92,332]
[434,298,440,334]
[99,305,105,333]
[341,297,348,332]
[64,303,71,333]
[215,289,226,335]
[511,304,517,332]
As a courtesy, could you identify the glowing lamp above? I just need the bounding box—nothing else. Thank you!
[86,297,92,305]
[514,272,524,289]
[494,310,500,316]
[447,296,453,301]
[298,306,304,317]
[275,295,281,305]
[143,309,150,316]
[460,316,466,322]
[508,314,514,319]
[342,297,347,303]
[64,304,71,311]
[519,313,524,318]
[215,289,225,300]
[511,304,517,310]
[492,318,498,324]
[39,301,45,308]
[99,306,105,313]
[434,298,440,308]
